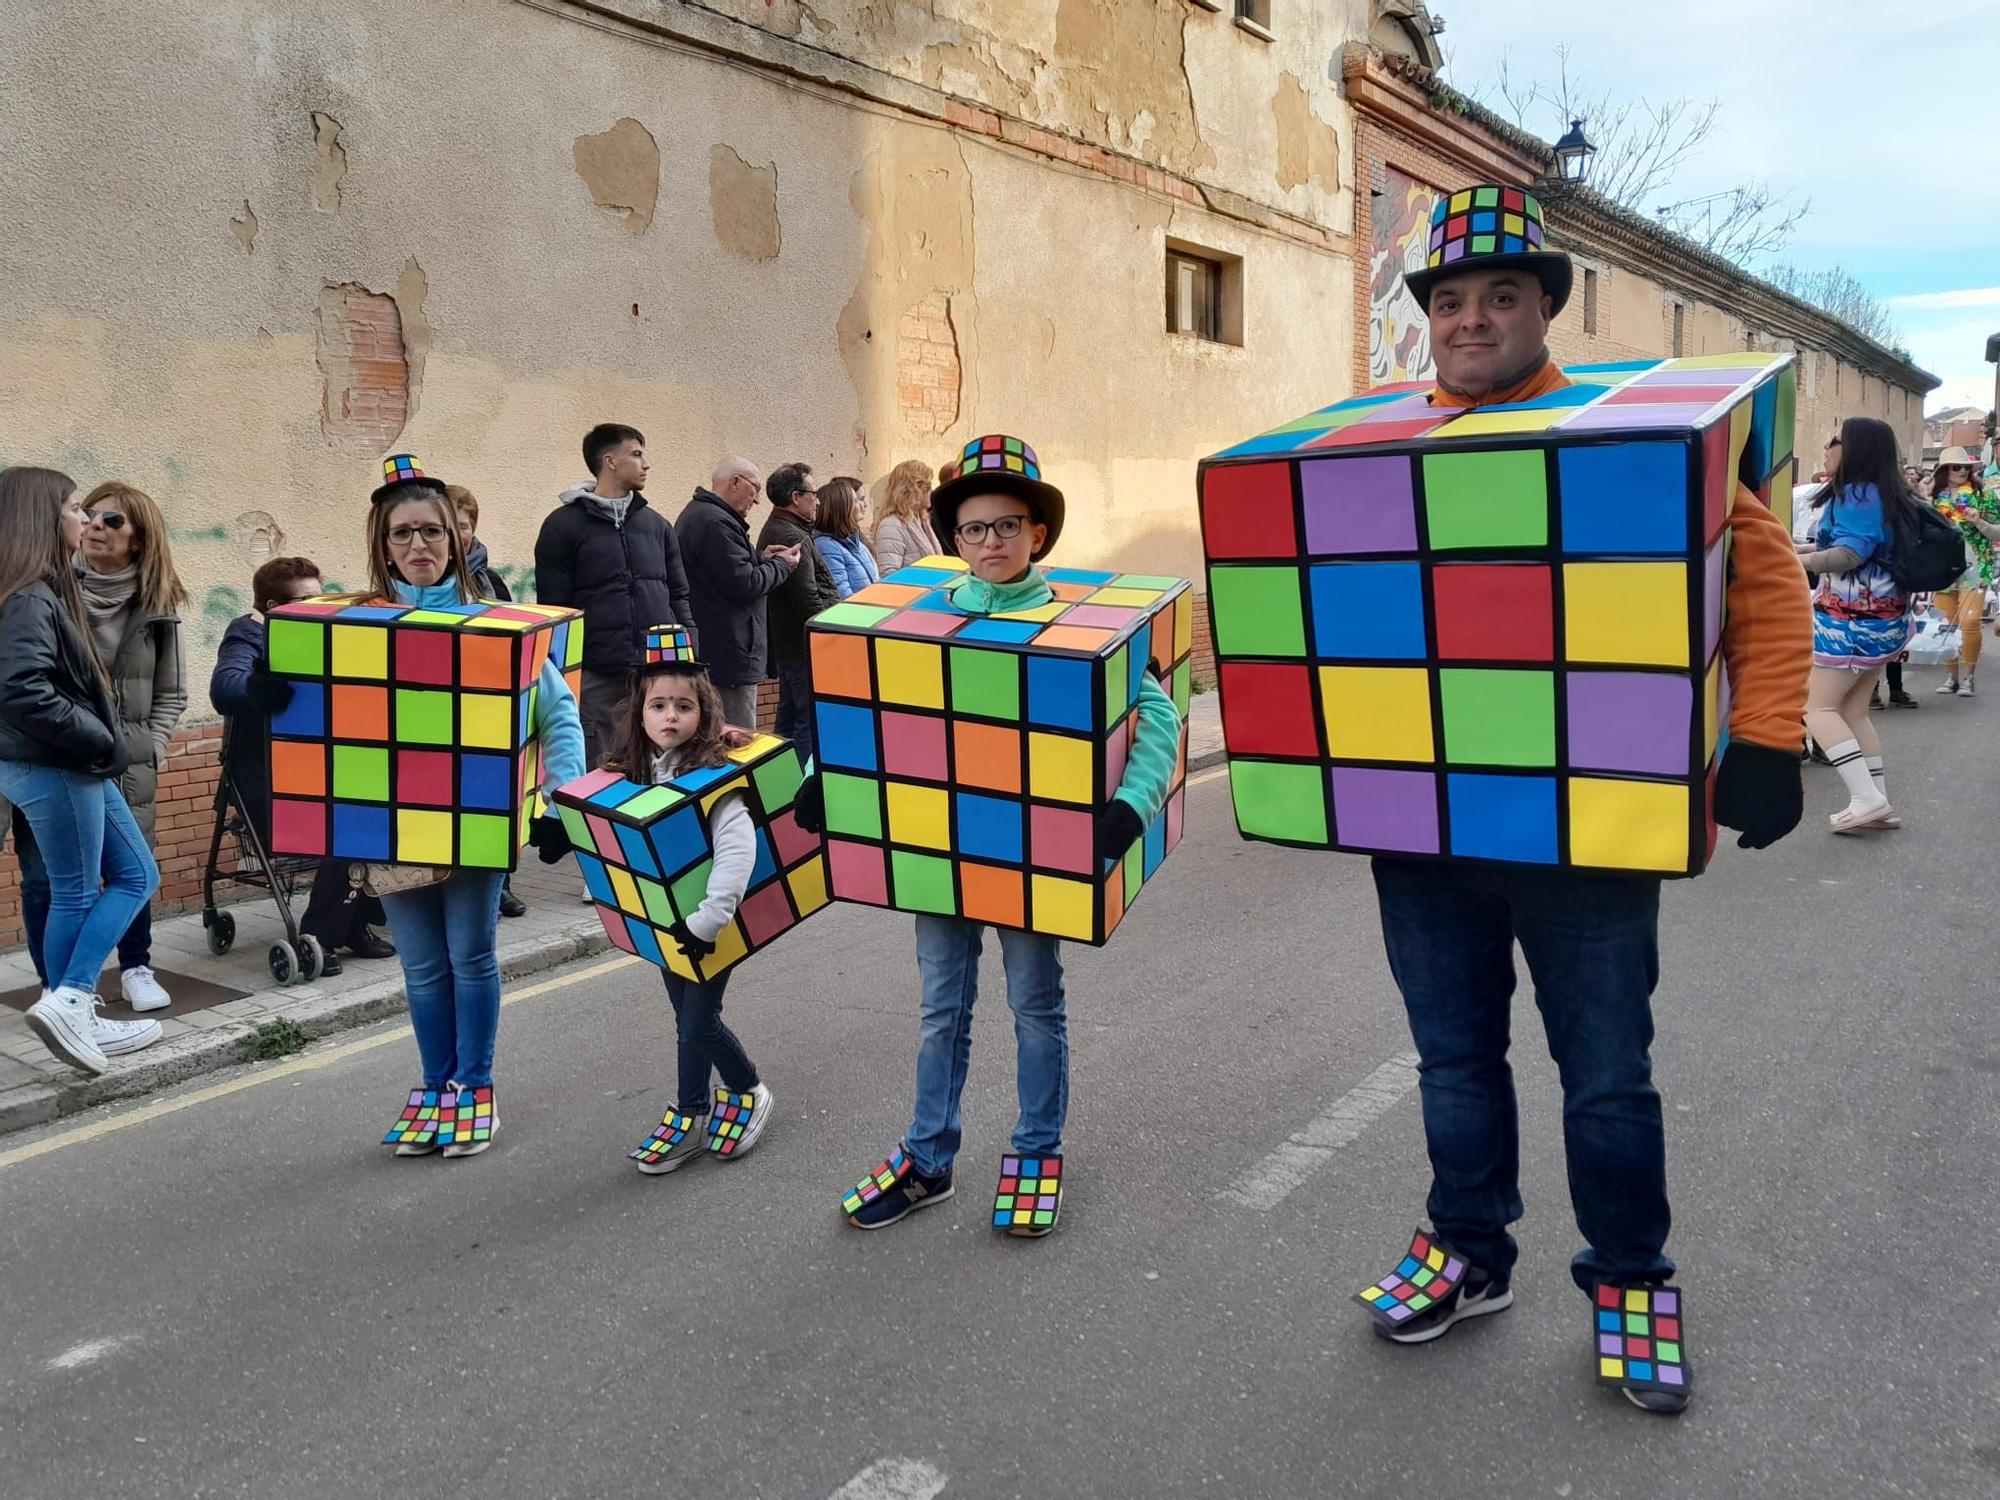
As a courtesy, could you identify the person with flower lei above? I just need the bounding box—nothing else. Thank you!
[1927,447,1999,696]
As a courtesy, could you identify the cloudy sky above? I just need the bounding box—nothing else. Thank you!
[1437,0,1999,413]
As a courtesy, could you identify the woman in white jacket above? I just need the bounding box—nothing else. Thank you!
[869,459,944,574]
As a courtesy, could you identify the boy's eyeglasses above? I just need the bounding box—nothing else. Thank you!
[87,511,128,530]
[386,524,450,546]
[953,515,1031,543]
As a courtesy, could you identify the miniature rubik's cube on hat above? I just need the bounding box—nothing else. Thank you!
[552,735,826,981]
[1200,352,1798,877]
[645,622,696,664]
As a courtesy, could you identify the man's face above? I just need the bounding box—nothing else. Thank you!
[1426,270,1553,396]
[604,439,649,490]
[785,471,819,524]
[724,469,764,514]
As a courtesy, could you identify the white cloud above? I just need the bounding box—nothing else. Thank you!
[1889,288,2000,311]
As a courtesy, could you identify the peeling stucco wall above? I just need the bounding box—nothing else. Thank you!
[1272,73,1340,195]
[310,112,346,213]
[708,145,781,262]
[572,117,660,233]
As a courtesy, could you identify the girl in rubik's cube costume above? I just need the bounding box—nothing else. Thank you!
[601,658,775,1174]
[364,458,587,1159]
[795,437,1184,1236]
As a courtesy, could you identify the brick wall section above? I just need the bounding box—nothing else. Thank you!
[897,291,962,435]
[315,282,409,452]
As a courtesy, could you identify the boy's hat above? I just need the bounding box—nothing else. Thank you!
[930,435,1066,560]
[1403,185,1573,317]
[371,453,449,506]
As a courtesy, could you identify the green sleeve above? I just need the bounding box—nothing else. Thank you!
[1111,672,1182,825]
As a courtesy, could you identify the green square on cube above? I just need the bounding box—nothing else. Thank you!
[950,647,1020,719]
[1209,566,1306,657]
[1172,659,1192,717]
[750,753,803,810]
[891,850,957,914]
[333,745,389,801]
[670,859,712,916]
[1230,760,1327,842]
[395,689,455,745]
[1423,450,1548,549]
[1440,669,1555,766]
[458,813,513,868]
[823,772,883,840]
[267,619,324,676]
[1103,643,1131,727]
[639,878,676,927]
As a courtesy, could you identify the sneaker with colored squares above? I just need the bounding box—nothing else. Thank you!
[992,1153,1062,1237]
[1591,1282,1692,1415]
[384,1087,444,1156]
[842,1143,953,1230]
[707,1082,773,1160]
[631,1108,707,1175]
[438,1084,497,1158]
[1356,1228,1512,1345]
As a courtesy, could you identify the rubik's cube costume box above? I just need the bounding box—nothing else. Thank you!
[1200,353,1797,877]
[552,736,826,981]
[646,623,695,663]
[806,557,1193,943]
[265,598,584,870]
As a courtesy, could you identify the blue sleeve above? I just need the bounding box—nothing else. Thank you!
[1824,488,1888,561]
[814,536,855,599]
[209,618,262,717]
[533,657,588,797]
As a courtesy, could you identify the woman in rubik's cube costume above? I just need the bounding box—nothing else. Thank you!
[796,438,1185,1236]
[353,457,587,1158]
[1332,191,1808,1412]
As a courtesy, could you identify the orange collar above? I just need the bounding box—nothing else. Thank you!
[1428,357,1571,410]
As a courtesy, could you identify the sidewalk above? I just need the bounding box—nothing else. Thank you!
[0,691,1224,1135]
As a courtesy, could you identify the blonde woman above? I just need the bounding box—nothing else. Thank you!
[871,459,944,574]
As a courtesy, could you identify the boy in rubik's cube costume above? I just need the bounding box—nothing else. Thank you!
[795,436,1188,1236]
[1200,188,1812,1414]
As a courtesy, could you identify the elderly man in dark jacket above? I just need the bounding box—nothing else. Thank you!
[534,423,698,767]
[678,457,799,729]
[756,462,841,756]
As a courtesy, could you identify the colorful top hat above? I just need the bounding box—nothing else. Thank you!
[1402,185,1574,317]
[929,435,1067,560]
[370,453,449,506]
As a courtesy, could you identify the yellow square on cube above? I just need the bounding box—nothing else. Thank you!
[1450,190,1471,211]
[608,863,644,916]
[887,782,951,850]
[396,809,453,864]
[1704,658,1722,760]
[1426,1248,1445,1271]
[705,920,748,975]
[1503,212,1525,236]
[1088,588,1163,609]
[876,639,944,708]
[461,693,514,748]
[1569,778,1689,872]
[1729,399,1751,484]
[331,624,388,679]
[1429,408,1570,438]
[1625,1288,1650,1313]
[662,937,697,980]
[1173,594,1193,659]
[788,855,829,916]
[1031,874,1096,940]
[1319,667,1434,763]
[1600,1357,1624,1379]
[1029,733,1093,804]
[1563,564,1689,667]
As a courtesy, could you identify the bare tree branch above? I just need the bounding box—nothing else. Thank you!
[1762,262,1903,346]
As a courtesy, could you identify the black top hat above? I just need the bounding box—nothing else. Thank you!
[370,454,449,506]
[929,435,1067,561]
[1402,185,1574,316]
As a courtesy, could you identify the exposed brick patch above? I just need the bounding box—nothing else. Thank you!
[897,291,961,436]
[314,282,409,451]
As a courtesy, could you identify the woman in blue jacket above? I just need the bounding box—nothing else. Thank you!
[812,477,881,599]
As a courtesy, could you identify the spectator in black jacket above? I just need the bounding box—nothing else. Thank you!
[757,462,840,756]
[534,424,697,767]
[679,457,799,729]
[210,556,395,974]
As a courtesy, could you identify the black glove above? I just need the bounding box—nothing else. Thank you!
[791,774,824,835]
[665,921,716,960]
[1095,799,1145,862]
[1713,740,1803,850]
[245,668,294,713]
[529,816,573,865]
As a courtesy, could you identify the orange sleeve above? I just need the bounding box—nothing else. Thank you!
[1720,483,1812,751]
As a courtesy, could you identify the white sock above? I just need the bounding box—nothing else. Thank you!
[1821,739,1878,805]
[1867,756,1886,802]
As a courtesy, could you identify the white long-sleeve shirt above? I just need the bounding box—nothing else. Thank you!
[651,748,755,943]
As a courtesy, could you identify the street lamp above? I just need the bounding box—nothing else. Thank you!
[1551,119,1596,185]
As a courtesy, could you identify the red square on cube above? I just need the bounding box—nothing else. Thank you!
[1433,565,1552,661]
[1220,663,1319,757]
[738,881,796,946]
[1702,420,1731,543]
[271,799,325,855]
[396,628,455,686]
[398,750,455,806]
[1201,462,1297,560]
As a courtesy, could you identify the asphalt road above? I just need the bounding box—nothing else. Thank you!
[1,692,1996,1499]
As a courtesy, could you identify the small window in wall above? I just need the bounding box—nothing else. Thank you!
[1671,302,1686,358]
[1582,268,1599,335]
[1165,241,1244,345]
[1234,0,1273,37]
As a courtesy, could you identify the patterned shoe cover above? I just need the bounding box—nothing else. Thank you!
[1592,1283,1692,1399]
[383,1087,442,1148]
[631,1109,701,1167]
[1355,1229,1468,1329]
[707,1087,758,1157]
[841,1143,913,1216]
[993,1154,1062,1236]
[436,1085,496,1150]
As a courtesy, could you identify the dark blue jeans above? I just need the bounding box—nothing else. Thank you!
[664,969,758,1115]
[772,656,815,760]
[14,815,152,984]
[1371,858,1674,1292]
[380,871,506,1090]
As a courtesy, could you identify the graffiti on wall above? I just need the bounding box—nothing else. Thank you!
[1369,167,1439,387]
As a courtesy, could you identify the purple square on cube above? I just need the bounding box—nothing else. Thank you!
[1301,457,1417,555]
[1444,1257,1464,1279]
[1386,1304,1413,1322]
[1331,768,1439,853]
[1567,673,1694,777]
[1442,241,1466,263]
[1599,1334,1622,1356]
[1561,403,1712,432]
[1655,1290,1678,1315]
[1641,367,1749,386]
[1703,539,1727,660]
[1659,1365,1684,1386]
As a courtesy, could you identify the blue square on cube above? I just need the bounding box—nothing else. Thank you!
[628,921,664,968]
[1630,1361,1654,1383]
[956,792,1023,863]
[907,592,963,614]
[1310,563,1426,659]
[577,852,616,906]
[1027,656,1093,731]
[1447,774,1557,864]
[957,618,1041,645]
[747,829,776,889]
[1128,644,1148,702]
[460,753,512,811]
[1560,442,1688,555]
[615,822,660,878]
[331,803,390,860]
[674,764,733,794]
[1598,1310,1620,1333]
[271,683,325,738]
[993,1210,1012,1226]
[517,693,534,744]
[1747,377,1778,480]
[648,807,707,876]
[1143,811,1166,875]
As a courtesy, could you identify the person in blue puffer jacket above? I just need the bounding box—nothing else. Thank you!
[811,477,882,598]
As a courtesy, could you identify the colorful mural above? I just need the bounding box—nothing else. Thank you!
[1369,168,1439,387]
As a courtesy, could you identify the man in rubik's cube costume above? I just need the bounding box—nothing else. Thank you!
[1200,188,1812,1414]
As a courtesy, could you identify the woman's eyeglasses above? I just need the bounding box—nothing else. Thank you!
[87,511,128,531]
[952,515,1031,543]
[386,524,450,546]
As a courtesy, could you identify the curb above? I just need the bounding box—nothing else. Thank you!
[0,917,613,1140]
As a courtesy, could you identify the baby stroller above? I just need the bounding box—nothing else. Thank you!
[199,716,331,985]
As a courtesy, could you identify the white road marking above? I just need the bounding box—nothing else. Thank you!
[46,1335,134,1371]
[1221,1052,1421,1211]
[828,1457,948,1500]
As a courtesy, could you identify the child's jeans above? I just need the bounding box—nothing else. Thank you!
[905,914,1067,1179]
[665,969,759,1114]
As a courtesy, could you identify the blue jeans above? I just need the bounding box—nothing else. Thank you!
[381,871,505,1090]
[664,969,759,1114]
[906,914,1068,1178]
[1371,858,1674,1292]
[772,656,815,759]
[0,763,158,995]
[13,818,152,985]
